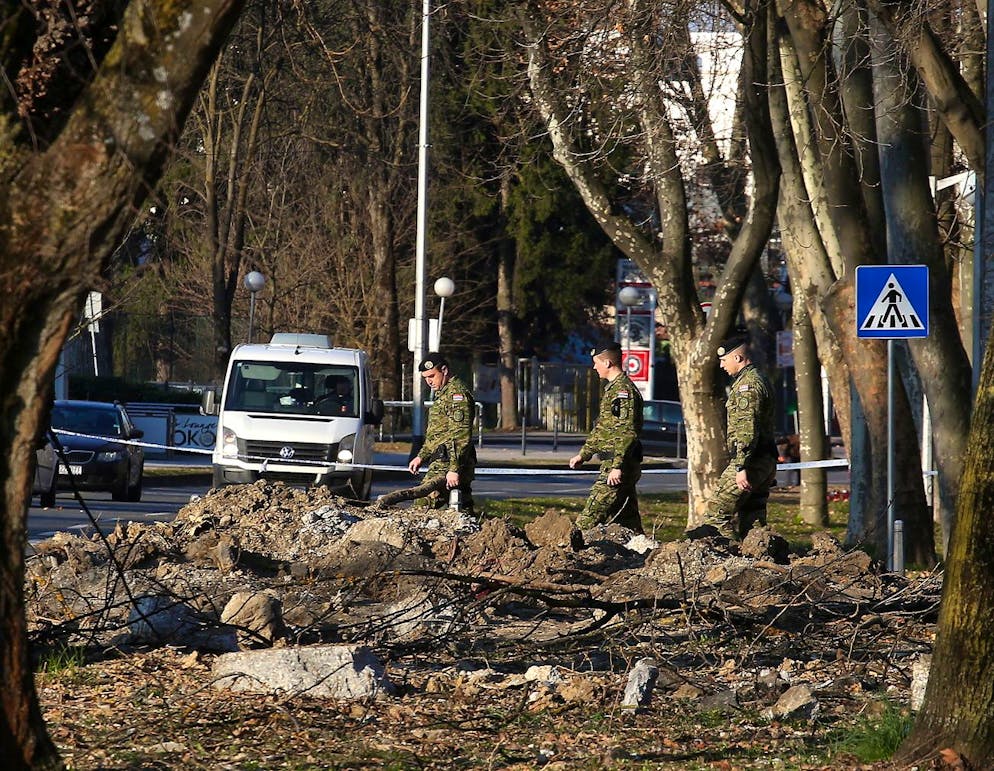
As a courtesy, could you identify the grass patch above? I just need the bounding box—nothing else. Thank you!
[483,489,851,553]
[828,699,913,763]
[36,644,88,676]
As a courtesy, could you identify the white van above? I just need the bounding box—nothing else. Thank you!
[202,333,384,498]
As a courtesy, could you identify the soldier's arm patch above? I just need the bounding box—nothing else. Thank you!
[452,394,465,402]
[611,397,630,418]
[454,408,465,423]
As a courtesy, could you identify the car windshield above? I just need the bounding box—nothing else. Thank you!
[51,405,121,437]
[643,400,683,424]
[225,360,360,417]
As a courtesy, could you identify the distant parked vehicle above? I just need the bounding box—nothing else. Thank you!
[202,332,384,499]
[640,400,685,458]
[51,400,145,502]
[33,434,57,508]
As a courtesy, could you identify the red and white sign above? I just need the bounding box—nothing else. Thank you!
[622,350,650,381]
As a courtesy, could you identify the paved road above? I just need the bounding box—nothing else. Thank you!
[26,465,690,544]
[27,432,847,543]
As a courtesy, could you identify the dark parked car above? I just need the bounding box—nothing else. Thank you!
[33,435,58,508]
[640,400,686,458]
[51,400,145,502]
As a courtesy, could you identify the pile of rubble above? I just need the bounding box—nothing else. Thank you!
[25,480,938,715]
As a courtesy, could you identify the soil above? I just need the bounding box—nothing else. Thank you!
[26,480,942,769]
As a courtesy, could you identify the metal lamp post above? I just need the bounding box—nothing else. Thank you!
[433,276,455,351]
[618,286,641,373]
[244,271,266,343]
[411,0,433,450]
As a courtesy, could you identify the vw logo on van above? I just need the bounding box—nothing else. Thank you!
[279,446,295,459]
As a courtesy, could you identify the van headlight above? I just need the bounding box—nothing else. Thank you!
[221,427,239,458]
[337,434,356,464]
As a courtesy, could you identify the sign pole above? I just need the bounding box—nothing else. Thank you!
[855,264,929,572]
[887,339,895,571]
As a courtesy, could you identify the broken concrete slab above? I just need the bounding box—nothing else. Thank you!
[212,644,393,700]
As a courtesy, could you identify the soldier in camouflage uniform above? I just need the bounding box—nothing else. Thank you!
[700,334,778,539]
[569,342,644,532]
[377,355,476,514]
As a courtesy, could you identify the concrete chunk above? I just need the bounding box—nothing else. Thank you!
[212,645,393,700]
[621,657,658,711]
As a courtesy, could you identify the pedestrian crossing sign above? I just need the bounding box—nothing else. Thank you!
[856,265,929,339]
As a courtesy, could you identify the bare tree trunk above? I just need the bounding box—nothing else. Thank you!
[0,2,246,764]
[833,0,887,261]
[368,181,402,400]
[791,279,829,525]
[201,37,268,376]
[1,313,66,771]
[497,177,519,430]
[899,322,994,766]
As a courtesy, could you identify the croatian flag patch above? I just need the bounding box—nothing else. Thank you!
[452,394,464,402]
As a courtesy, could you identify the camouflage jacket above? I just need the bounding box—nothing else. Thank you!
[580,373,643,467]
[725,363,776,467]
[422,375,476,472]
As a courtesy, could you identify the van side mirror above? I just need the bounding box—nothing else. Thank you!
[366,398,384,426]
[201,389,219,416]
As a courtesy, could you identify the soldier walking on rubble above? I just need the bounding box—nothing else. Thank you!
[692,332,778,540]
[377,355,476,515]
[569,341,644,533]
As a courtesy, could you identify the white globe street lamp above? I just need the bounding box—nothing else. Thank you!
[244,271,266,343]
[618,286,642,368]
[433,276,455,351]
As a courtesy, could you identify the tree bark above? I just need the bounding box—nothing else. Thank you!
[899,320,994,766]
[497,176,519,429]
[790,275,829,525]
[833,0,887,261]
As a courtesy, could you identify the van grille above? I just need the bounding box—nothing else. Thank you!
[240,439,338,465]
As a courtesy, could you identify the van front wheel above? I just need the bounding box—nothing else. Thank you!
[355,469,373,501]
[212,466,229,489]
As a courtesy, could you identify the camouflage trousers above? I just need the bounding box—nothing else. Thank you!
[576,460,643,533]
[377,459,475,515]
[702,455,778,539]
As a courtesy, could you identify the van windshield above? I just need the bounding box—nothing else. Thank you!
[226,360,360,417]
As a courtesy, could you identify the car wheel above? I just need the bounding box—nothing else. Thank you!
[111,470,130,501]
[347,469,373,501]
[39,478,57,508]
[126,468,143,502]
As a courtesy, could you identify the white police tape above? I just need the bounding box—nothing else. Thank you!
[52,429,851,476]
[52,429,213,455]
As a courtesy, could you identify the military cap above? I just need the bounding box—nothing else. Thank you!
[590,341,623,357]
[419,355,448,373]
[716,333,749,358]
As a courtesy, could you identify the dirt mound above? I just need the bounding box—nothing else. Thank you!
[27,480,907,654]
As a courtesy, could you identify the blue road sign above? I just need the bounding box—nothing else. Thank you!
[856,265,929,339]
